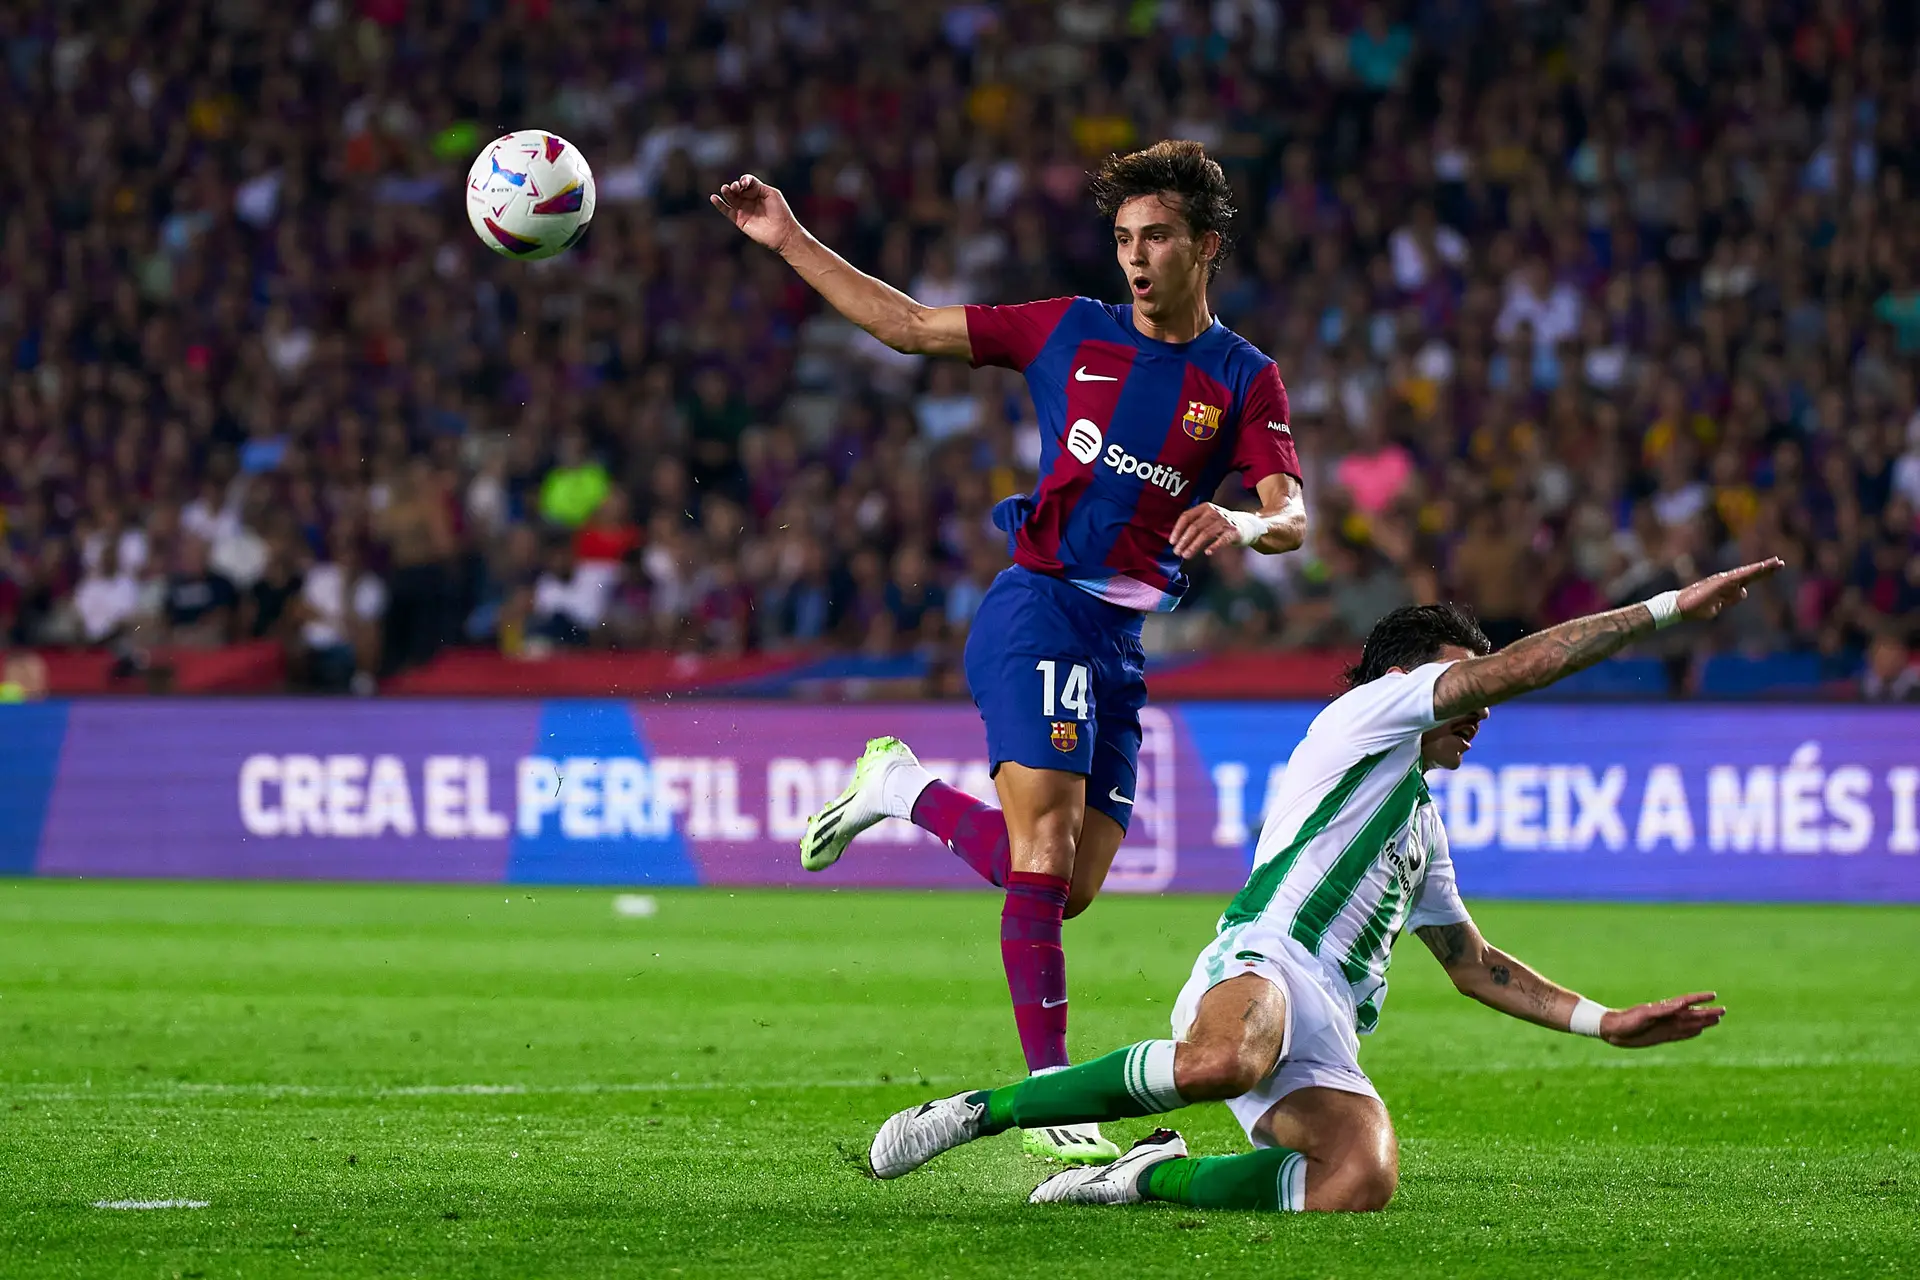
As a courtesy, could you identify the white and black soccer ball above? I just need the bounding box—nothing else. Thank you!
[465,130,596,260]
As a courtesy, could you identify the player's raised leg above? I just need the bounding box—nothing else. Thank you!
[806,718,1131,912]
[905,771,1012,885]
[798,731,1014,883]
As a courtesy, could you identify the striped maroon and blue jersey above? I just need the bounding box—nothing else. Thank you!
[966,297,1301,613]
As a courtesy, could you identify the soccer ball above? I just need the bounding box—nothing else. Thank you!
[465,130,596,260]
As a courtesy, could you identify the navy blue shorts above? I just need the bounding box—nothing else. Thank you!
[962,566,1148,833]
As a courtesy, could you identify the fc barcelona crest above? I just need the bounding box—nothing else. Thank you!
[1182,399,1222,441]
[1050,721,1079,752]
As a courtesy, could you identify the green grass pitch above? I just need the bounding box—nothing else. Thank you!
[1,881,1914,1278]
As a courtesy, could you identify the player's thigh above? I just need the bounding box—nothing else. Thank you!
[1169,973,1289,1100]
[991,761,1086,880]
[1254,1087,1399,1211]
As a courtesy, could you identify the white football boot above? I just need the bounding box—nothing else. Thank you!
[869,1091,988,1180]
[800,736,923,872]
[1029,1128,1189,1205]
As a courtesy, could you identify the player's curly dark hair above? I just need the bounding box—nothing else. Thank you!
[1346,604,1494,688]
[1090,140,1236,278]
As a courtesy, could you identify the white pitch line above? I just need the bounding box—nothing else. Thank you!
[8,1077,939,1103]
[14,1053,1905,1107]
[93,1200,209,1211]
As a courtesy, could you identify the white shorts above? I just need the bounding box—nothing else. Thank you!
[1170,926,1380,1148]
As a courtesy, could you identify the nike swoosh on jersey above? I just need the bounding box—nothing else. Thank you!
[1107,788,1134,805]
[1074,366,1119,382]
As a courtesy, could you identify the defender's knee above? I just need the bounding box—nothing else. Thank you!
[1172,1041,1270,1101]
[1311,1158,1397,1213]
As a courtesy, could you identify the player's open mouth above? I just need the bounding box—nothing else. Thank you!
[1132,276,1152,295]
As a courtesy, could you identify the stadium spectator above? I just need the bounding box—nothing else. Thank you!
[881,544,948,656]
[529,541,607,650]
[540,432,614,532]
[72,541,143,647]
[1448,501,1535,649]
[1329,542,1416,644]
[160,539,237,650]
[1861,632,1920,703]
[243,534,305,645]
[209,492,272,593]
[1196,548,1281,648]
[1334,411,1416,516]
[375,460,459,675]
[298,535,385,694]
[574,490,642,577]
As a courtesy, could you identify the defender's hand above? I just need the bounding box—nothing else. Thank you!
[1600,992,1725,1048]
[1171,504,1242,558]
[1677,559,1784,623]
[711,174,800,255]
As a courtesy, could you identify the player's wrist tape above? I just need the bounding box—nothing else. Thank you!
[1568,997,1608,1037]
[1222,508,1277,547]
[1643,590,1682,630]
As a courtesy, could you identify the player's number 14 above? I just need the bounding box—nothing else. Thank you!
[1036,660,1090,721]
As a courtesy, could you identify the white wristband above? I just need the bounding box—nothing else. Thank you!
[1643,590,1682,630]
[1568,997,1608,1038]
[1221,507,1275,547]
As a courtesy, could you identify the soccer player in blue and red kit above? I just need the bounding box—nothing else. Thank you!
[713,142,1307,1164]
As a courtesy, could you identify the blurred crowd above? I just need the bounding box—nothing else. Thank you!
[2,0,1918,696]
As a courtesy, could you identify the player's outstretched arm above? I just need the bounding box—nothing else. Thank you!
[1415,922,1726,1048]
[711,174,971,360]
[1431,557,1784,719]
[1170,473,1307,558]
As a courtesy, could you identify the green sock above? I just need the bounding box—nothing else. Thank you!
[968,1040,1183,1134]
[1142,1148,1309,1212]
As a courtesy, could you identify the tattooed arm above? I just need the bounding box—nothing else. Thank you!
[1430,559,1783,720]
[1414,921,1575,1030]
[1414,921,1728,1048]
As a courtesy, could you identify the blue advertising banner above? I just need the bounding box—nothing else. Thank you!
[1179,703,1920,902]
[0,699,1915,901]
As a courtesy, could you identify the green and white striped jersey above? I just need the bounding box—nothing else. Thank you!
[1216,662,1472,1036]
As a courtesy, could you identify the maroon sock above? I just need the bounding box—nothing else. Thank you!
[910,779,1011,887]
[1000,871,1071,1073]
